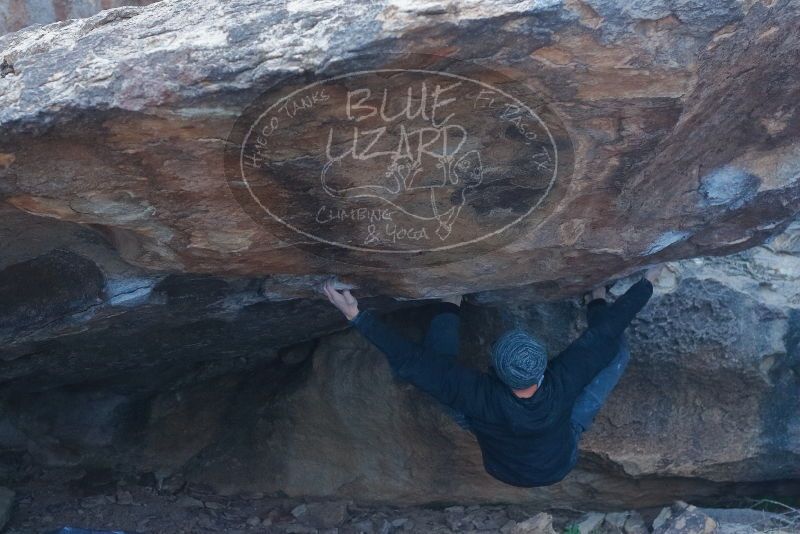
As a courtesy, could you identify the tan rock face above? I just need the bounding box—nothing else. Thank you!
[0,0,798,299]
[223,58,575,270]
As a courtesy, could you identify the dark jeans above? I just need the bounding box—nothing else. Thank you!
[430,303,632,447]
[565,333,630,468]
[423,307,475,431]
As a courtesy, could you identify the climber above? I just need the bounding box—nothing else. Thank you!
[322,266,662,487]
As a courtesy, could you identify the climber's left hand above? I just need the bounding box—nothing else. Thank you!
[323,279,360,321]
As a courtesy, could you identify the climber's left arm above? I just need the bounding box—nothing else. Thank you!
[349,309,498,421]
[322,280,498,421]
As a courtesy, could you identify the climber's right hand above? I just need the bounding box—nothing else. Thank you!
[644,264,665,284]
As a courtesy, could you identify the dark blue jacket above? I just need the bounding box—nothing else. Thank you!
[349,278,653,487]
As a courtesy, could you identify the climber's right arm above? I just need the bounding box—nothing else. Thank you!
[547,276,653,402]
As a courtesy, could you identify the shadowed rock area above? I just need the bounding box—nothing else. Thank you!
[0,0,799,526]
[1,219,798,509]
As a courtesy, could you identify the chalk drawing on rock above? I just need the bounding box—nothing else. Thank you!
[224,54,575,268]
[321,149,483,241]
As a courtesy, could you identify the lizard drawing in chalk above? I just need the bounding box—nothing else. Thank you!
[320,149,483,241]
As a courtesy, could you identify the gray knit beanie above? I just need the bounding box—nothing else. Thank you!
[491,329,548,390]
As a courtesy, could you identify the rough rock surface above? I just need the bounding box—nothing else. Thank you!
[0,0,158,37]
[1,222,797,508]
[3,475,796,533]
[0,203,413,393]
[162,225,799,506]
[0,0,799,298]
[0,0,799,514]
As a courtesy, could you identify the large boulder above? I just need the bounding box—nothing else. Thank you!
[581,225,800,484]
[0,0,798,299]
[2,224,796,509]
[0,0,799,512]
[174,223,798,506]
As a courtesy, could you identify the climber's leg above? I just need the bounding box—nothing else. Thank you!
[564,336,630,471]
[570,334,631,434]
[422,301,461,357]
[423,300,473,432]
